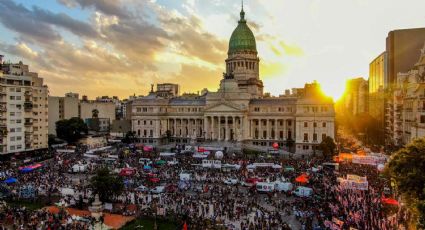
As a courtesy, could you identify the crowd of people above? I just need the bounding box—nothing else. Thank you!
[0,141,408,229]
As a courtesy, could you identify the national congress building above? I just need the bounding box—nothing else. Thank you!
[131,7,335,154]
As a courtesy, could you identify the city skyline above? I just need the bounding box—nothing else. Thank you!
[1,0,425,99]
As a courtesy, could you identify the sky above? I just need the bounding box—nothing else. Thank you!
[0,0,425,100]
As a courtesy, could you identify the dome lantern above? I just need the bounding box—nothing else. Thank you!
[228,2,257,54]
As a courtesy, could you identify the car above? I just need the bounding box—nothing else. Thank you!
[135,185,149,192]
[274,182,294,192]
[150,186,165,194]
[256,182,275,193]
[293,186,313,197]
[223,178,239,185]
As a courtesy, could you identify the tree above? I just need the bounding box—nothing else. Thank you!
[122,131,137,144]
[48,134,64,146]
[386,138,425,229]
[319,136,336,159]
[55,117,88,143]
[89,109,101,132]
[90,168,124,202]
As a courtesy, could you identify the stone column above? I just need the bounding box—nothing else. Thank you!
[211,116,215,140]
[173,118,177,136]
[204,117,208,139]
[266,119,271,139]
[250,119,254,139]
[232,116,238,140]
[275,119,278,140]
[155,119,160,138]
[225,116,229,141]
[259,119,263,139]
[218,116,222,141]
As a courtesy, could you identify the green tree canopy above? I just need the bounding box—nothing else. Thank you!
[319,136,336,159]
[55,117,88,143]
[90,168,124,202]
[386,138,425,228]
[122,131,137,144]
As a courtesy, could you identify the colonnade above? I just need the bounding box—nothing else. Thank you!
[144,117,294,141]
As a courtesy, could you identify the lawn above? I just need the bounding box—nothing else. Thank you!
[6,199,46,211]
[121,217,179,230]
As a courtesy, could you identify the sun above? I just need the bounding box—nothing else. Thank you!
[320,83,346,101]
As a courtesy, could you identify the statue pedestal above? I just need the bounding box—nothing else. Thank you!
[88,194,104,221]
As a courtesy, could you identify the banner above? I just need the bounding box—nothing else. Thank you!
[338,178,368,191]
[352,155,387,166]
[347,174,367,182]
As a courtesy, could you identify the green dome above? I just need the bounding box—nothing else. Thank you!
[228,9,257,54]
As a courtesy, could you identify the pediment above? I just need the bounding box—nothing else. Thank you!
[205,101,244,112]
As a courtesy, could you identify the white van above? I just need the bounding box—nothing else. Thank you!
[150,186,165,194]
[275,182,293,192]
[70,164,88,173]
[293,186,313,197]
[256,182,275,193]
[139,158,152,165]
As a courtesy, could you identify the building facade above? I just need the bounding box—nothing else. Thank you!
[131,8,335,154]
[368,52,387,144]
[48,93,80,135]
[156,83,180,98]
[0,57,48,154]
[341,77,368,116]
[374,28,425,147]
[392,42,425,146]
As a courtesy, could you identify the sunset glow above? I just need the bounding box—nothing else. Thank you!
[0,0,424,99]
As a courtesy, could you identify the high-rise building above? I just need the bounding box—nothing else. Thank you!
[392,42,425,146]
[369,28,425,147]
[385,28,425,146]
[368,52,387,143]
[341,78,369,116]
[0,57,48,154]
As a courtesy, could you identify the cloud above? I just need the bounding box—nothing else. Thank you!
[0,0,61,43]
[0,0,236,98]
[32,6,98,38]
[59,0,130,18]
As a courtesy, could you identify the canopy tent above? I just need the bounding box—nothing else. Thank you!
[382,197,399,206]
[18,163,43,170]
[143,165,152,171]
[143,146,154,152]
[119,168,136,176]
[284,166,295,172]
[193,154,208,159]
[18,163,43,173]
[159,152,176,157]
[155,160,167,166]
[272,164,282,169]
[4,178,17,184]
[19,168,34,173]
[295,173,309,184]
